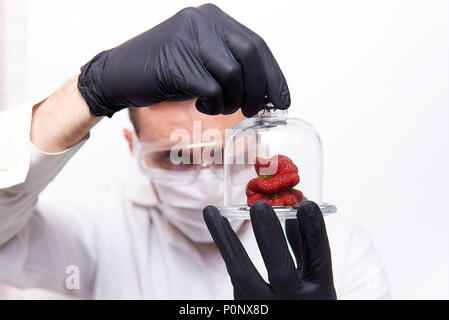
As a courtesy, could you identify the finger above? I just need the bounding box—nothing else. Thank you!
[229,19,290,109]
[203,206,274,298]
[231,278,248,300]
[296,201,334,280]
[249,201,298,297]
[191,75,226,115]
[259,47,291,109]
[225,31,267,117]
[285,218,304,271]
[236,29,290,109]
[202,42,245,114]
[181,65,226,115]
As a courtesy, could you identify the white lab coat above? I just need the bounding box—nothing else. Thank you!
[0,104,390,299]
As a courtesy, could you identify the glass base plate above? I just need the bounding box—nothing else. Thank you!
[218,203,337,220]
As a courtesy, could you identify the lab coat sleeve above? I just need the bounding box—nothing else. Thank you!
[0,104,96,298]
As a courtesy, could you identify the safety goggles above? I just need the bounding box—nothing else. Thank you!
[133,133,225,166]
[133,135,224,183]
[133,134,257,184]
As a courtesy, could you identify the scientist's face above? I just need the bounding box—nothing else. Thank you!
[123,99,245,166]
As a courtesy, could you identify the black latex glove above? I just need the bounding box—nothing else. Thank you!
[203,201,337,300]
[78,3,290,118]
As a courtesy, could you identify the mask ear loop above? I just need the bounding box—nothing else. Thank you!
[131,130,141,157]
[131,132,154,176]
[131,131,142,166]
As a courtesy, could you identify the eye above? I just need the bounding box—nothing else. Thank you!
[151,151,172,162]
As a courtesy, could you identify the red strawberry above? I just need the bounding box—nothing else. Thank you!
[291,188,303,201]
[247,192,270,207]
[246,189,304,207]
[248,155,300,194]
[246,154,304,207]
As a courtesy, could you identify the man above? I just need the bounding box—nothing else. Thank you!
[0,4,389,299]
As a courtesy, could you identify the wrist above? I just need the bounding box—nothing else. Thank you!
[31,76,102,153]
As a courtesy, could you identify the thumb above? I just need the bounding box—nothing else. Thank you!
[296,201,334,282]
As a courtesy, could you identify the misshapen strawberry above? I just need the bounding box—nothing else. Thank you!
[246,155,303,207]
[247,155,299,194]
[247,188,303,207]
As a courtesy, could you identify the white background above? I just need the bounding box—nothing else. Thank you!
[1,0,448,299]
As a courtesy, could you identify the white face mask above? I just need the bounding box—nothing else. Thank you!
[145,166,246,243]
[148,166,224,209]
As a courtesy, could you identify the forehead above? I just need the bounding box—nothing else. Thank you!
[136,100,245,144]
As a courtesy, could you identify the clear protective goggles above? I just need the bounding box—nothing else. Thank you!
[133,134,226,183]
[132,134,257,184]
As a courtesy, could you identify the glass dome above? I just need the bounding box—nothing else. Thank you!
[218,106,336,219]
